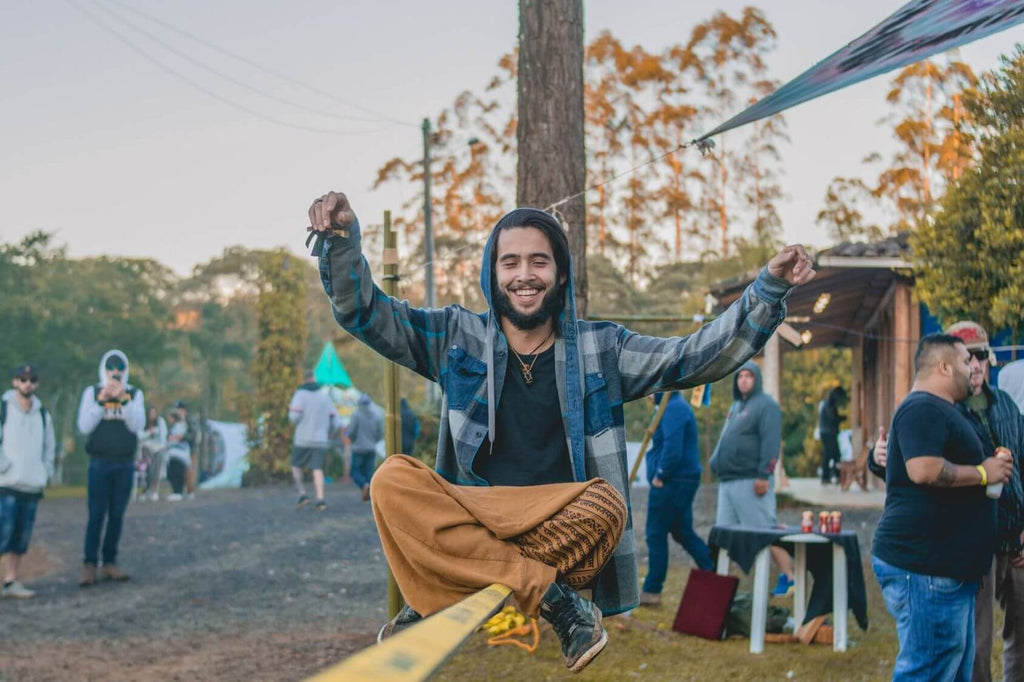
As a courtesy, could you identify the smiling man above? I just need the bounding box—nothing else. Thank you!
[307,191,814,672]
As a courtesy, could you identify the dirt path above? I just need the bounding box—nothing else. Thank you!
[0,481,879,680]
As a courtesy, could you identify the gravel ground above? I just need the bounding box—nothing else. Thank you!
[0,479,881,681]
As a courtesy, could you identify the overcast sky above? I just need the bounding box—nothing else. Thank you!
[2,0,1021,275]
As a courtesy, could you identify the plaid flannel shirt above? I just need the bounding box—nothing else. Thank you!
[317,217,792,614]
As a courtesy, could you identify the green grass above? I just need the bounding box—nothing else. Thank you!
[435,559,1006,681]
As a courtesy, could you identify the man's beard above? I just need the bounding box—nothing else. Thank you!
[492,281,565,330]
[16,386,35,399]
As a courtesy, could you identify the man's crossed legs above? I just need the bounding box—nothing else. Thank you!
[371,455,626,673]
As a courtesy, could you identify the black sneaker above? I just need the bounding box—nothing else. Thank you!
[539,582,608,673]
[314,500,327,512]
[377,604,422,643]
[296,494,310,509]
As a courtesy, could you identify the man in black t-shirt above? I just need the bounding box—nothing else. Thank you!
[872,334,1013,681]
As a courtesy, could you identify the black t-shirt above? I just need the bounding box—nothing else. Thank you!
[872,391,997,581]
[473,346,573,486]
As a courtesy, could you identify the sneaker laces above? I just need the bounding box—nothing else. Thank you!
[546,590,586,643]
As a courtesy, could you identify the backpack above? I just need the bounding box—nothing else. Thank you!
[0,399,47,447]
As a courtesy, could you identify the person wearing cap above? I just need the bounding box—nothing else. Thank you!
[871,325,1024,680]
[947,322,1024,682]
[0,364,55,599]
[306,190,814,671]
[76,350,145,586]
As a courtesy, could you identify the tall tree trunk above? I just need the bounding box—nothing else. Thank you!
[517,0,587,317]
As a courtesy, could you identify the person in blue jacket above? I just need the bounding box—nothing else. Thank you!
[639,392,713,606]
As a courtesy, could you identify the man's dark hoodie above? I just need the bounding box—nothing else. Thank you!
[709,361,782,481]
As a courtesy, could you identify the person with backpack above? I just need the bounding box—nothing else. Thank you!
[0,363,56,599]
[77,350,145,586]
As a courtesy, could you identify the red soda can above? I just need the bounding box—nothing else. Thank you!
[801,511,813,533]
[818,511,829,534]
[829,511,842,533]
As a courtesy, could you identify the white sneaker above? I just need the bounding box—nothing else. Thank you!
[148,492,160,502]
[167,493,183,502]
[1,581,36,599]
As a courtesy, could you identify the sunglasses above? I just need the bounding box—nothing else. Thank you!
[969,349,990,362]
[105,360,126,371]
[16,376,39,384]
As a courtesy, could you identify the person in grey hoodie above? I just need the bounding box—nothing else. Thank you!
[288,370,339,511]
[710,360,794,596]
[0,363,55,599]
[347,393,383,502]
[77,349,146,586]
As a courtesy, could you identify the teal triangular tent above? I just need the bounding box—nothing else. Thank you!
[314,342,352,388]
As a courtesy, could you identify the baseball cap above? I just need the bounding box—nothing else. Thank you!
[11,363,38,379]
[945,320,997,365]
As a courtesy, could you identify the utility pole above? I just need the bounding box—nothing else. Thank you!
[422,118,439,404]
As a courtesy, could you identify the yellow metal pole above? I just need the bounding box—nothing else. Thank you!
[382,210,404,619]
[627,391,673,486]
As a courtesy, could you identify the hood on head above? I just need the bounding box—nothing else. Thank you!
[479,207,577,333]
[97,349,130,385]
[358,393,372,407]
[732,360,763,401]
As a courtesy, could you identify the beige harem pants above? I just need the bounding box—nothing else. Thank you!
[370,455,627,618]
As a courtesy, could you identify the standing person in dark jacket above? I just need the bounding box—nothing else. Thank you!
[347,393,383,502]
[710,361,794,596]
[77,350,145,586]
[639,392,713,606]
[400,398,420,457]
[818,386,846,484]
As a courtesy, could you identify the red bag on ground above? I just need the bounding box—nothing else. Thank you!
[672,569,740,640]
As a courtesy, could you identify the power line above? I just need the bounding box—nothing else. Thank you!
[67,0,395,136]
[90,0,395,127]
[101,0,417,128]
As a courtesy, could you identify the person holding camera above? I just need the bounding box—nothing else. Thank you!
[77,350,145,586]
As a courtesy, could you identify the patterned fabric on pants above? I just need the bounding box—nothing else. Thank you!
[509,480,626,590]
[370,455,626,617]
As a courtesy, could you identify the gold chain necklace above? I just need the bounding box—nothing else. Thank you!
[509,329,554,386]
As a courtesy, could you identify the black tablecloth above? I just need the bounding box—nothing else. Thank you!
[708,524,868,630]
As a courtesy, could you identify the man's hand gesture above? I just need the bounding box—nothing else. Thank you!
[308,191,356,234]
[767,245,815,286]
[873,426,888,468]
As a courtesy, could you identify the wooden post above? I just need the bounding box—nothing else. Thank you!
[893,282,913,406]
[761,333,788,487]
[850,343,864,462]
[382,210,404,620]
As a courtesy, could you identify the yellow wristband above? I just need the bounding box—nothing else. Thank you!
[977,464,988,487]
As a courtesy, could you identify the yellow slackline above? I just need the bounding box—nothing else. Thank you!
[306,584,513,682]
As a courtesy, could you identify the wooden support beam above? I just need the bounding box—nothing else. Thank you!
[893,282,913,405]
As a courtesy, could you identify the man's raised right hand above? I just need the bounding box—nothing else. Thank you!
[308,191,356,234]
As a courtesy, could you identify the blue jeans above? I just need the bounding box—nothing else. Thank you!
[643,477,713,593]
[351,451,376,490]
[873,556,978,681]
[0,494,39,555]
[83,460,134,565]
